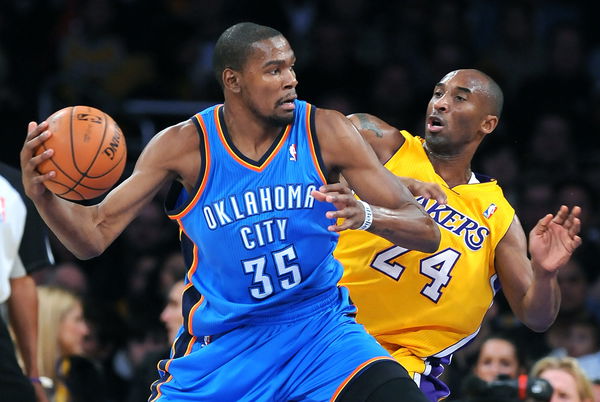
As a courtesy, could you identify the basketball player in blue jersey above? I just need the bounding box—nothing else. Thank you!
[330,69,583,401]
[20,22,440,401]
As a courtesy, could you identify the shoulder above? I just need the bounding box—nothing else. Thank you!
[496,214,526,253]
[143,119,200,163]
[314,108,355,136]
[312,108,365,157]
[135,118,202,188]
[152,119,199,146]
[346,113,406,164]
[311,108,380,177]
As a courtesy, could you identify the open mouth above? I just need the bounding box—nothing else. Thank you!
[427,116,444,132]
[278,95,297,111]
[278,93,297,106]
[429,116,443,127]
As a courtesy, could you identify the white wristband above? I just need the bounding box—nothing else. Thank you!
[357,200,373,231]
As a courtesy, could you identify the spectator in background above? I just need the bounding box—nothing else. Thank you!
[367,63,421,129]
[126,280,185,402]
[160,280,185,344]
[564,314,600,382]
[544,258,592,365]
[531,356,594,402]
[557,258,592,318]
[592,379,600,402]
[478,2,543,97]
[526,114,578,187]
[515,22,593,137]
[37,285,105,402]
[32,261,88,297]
[157,251,187,299]
[0,161,53,402]
[472,336,524,383]
[478,144,521,206]
[517,176,555,233]
[555,181,600,279]
[455,335,526,401]
[52,0,155,112]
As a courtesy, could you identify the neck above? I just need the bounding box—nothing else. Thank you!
[223,102,283,159]
[424,144,474,188]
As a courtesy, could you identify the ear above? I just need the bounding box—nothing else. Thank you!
[222,68,241,93]
[481,115,498,135]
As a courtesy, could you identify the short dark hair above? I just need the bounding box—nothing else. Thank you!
[213,22,283,88]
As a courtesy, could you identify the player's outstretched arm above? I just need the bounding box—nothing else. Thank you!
[494,206,582,332]
[21,120,195,259]
[315,109,440,253]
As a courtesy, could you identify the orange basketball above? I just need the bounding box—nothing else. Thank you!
[35,105,127,201]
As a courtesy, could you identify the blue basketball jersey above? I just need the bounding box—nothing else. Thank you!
[152,101,403,401]
[166,100,344,336]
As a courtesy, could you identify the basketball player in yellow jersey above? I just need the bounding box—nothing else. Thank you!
[331,69,582,401]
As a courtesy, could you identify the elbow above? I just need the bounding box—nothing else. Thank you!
[412,218,441,253]
[526,322,552,333]
[71,242,106,261]
[524,317,555,333]
[422,219,441,253]
[520,310,557,333]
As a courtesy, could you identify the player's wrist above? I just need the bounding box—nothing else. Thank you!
[357,200,373,230]
[530,260,559,279]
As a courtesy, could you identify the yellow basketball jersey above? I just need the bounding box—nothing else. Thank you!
[336,130,515,374]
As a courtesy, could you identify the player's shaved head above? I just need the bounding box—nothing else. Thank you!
[443,69,504,118]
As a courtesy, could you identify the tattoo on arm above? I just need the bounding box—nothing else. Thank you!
[356,114,384,138]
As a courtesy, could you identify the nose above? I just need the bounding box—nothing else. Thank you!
[283,68,298,89]
[433,94,448,112]
[160,307,169,324]
[81,321,90,336]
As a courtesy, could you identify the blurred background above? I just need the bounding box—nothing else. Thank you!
[1,0,599,400]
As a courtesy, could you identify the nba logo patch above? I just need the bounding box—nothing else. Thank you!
[289,144,297,161]
[483,203,497,218]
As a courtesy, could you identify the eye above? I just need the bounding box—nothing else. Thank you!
[455,95,466,101]
[270,68,280,75]
[433,90,443,97]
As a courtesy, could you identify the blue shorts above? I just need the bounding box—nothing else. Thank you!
[149,289,395,401]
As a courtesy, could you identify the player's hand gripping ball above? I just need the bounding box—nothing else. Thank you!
[34,105,127,200]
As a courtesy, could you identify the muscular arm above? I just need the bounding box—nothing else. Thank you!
[347,113,446,203]
[315,109,439,252]
[495,207,582,332]
[21,121,199,259]
[347,113,406,165]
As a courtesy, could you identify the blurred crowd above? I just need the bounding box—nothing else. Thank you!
[1,0,599,400]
